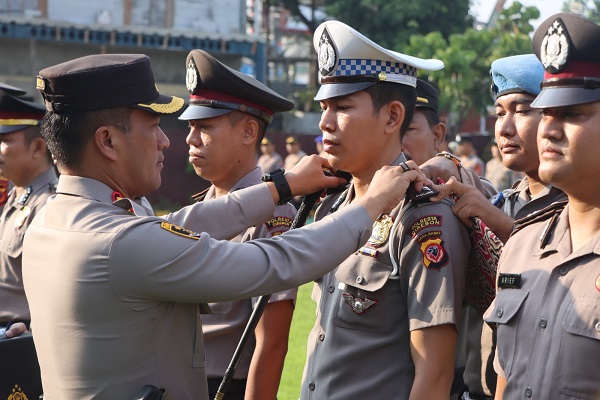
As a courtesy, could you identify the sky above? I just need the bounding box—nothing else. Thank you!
[470,0,567,27]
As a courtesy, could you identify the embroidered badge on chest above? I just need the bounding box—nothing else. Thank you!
[342,293,378,314]
[417,230,449,270]
[368,214,394,247]
[160,221,202,240]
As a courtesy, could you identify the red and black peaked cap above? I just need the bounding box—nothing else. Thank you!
[179,49,294,124]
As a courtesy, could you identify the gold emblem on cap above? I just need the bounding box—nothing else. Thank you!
[368,214,393,247]
[540,18,569,73]
[8,384,29,400]
[416,96,429,104]
[36,76,45,91]
[378,72,387,81]
[186,59,198,93]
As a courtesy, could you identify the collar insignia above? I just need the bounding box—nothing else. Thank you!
[318,27,337,76]
[342,293,378,314]
[186,59,198,93]
[18,186,32,205]
[540,18,570,73]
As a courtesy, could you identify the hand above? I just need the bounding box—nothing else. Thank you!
[420,156,460,183]
[430,177,515,242]
[4,322,28,338]
[284,155,348,196]
[357,165,432,221]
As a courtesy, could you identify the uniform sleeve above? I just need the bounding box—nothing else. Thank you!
[399,202,469,331]
[163,183,276,240]
[108,203,372,306]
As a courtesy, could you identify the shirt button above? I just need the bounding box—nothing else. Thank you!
[539,318,547,329]
[525,387,532,397]
[327,285,335,293]
[318,333,325,341]
[308,383,316,391]
[497,308,504,318]
[558,266,569,276]
[595,322,600,332]
[355,276,364,284]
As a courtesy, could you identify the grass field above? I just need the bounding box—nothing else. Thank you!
[277,283,316,400]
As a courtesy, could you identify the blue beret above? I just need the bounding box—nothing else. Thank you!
[490,54,544,98]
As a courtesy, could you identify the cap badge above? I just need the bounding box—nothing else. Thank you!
[186,59,198,93]
[318,28,337,76]
[36,76,45,91]
[540,18,570,73]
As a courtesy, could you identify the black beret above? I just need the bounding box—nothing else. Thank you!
[36,54,183,115]
[415,79,439,114]
[531,13,600,108]
[179,50,294,124]
[0,84,46,134]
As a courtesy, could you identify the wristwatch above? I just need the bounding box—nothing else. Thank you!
[435,151,463,182]
[261,168,293,205]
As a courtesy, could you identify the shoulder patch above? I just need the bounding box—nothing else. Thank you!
[511,200,568,238]
[417,230,449,270]
[265,216,293,232]
[408,215,443,237]
[160,221,202,240]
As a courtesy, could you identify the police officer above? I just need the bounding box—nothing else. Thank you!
[301,21,469,399]
[22,53,425,399]
[257,137,283,173]
[180,49,297,400]
[433,53,569,400]
[0,83,58,332]
[484,13,600,399]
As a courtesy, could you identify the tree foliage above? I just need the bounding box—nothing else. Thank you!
[562,0,600,23]
[403,2,539,133]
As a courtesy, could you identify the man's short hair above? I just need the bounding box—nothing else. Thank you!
[365,82,416,137]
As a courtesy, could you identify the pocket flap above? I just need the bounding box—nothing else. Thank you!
[485,290,528,325]
[335,253,391,292]
[563,298,600,341]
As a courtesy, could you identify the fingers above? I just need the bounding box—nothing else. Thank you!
[5,322,28,338]
[429,177,468,201]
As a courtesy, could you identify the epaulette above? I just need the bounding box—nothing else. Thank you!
[191,187,210,203]
[511,200,568,247]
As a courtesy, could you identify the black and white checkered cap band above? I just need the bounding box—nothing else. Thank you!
[335,59,417,78]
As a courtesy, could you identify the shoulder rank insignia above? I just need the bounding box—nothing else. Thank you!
[191,187,210,203]
[417,230,449,270]
[160,221,201,240]
[512,200,568,248]
[342,293,378,314]
[15,206,31,228]
[368,214,394,247]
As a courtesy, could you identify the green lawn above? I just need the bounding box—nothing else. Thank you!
[277,283,316,400]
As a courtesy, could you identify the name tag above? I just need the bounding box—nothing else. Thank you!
[498,273,521,289]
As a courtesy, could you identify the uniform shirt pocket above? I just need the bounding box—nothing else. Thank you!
[333,253,397,333]
[557,298,600,399]
[484,290,528,377]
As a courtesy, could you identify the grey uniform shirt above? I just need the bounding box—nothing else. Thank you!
[462,178,567,397]
[22,175,373,400]
[0,167,58,322]
[200,167,297,379]
[300,154,469,400]
[484,204,600,399]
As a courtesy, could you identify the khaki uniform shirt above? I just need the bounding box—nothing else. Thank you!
[200,168,297,379]
[300,154,469,400]
[462,178,567,397]
[257,152,283,174]
[484,204,600,399]
[0,167,58,322]
[283,150,307,171]
[22,175,373,400]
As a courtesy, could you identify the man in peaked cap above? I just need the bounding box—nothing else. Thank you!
[258,137,284,173]
[0,83,58,332]
[434,53,568,400]
[283,135,307,171]
[22,53,424,399]
[481,13,600,399]
[301,20,470,399]
[179,49,297,400]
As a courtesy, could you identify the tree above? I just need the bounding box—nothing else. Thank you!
[403,2,539,134]
[562,0,600,23]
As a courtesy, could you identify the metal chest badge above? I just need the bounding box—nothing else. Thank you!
[541,18,570,73]
[342,293,378,314]
[368,214,394,247]
[15,206,31,228]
